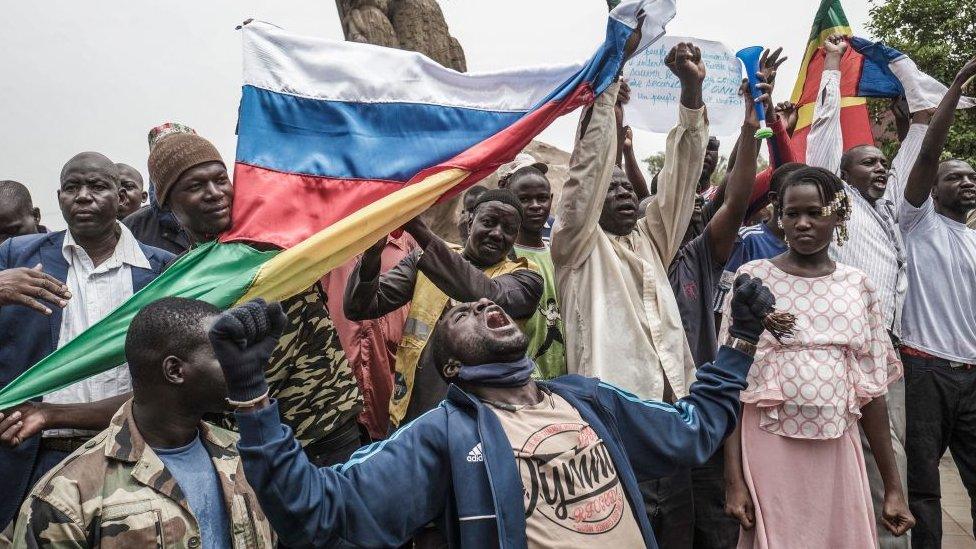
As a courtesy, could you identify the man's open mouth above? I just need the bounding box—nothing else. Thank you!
[485,307,510,329]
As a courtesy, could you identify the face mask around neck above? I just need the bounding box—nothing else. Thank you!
[457,356,535,387]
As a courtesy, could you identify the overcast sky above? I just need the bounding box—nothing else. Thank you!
[0,0,873,230]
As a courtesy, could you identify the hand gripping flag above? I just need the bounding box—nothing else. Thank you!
[0,0,675,408]
[789,0,974,161]
[789,0,870,161]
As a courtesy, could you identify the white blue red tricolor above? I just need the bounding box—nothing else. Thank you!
[222,0,676,249]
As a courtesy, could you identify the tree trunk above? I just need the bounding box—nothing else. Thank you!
[335,0,467,241]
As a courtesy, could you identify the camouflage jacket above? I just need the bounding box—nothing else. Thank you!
[211,285,363,448]
[264,284,362,446]
[3,401,274,549]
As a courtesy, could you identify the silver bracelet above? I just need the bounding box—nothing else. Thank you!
[226,391,270,409]
[724,336,757,357]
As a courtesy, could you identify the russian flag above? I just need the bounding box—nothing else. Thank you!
[851,37,975,112]
[223,0,675,250]
[0,0,675,409]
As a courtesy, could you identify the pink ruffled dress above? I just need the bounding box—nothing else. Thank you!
[721,259,902,549]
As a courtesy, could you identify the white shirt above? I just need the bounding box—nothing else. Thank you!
[43,224,150,437]
[551,82,708,400]
[898,198,976,363]
[806,68,928,336]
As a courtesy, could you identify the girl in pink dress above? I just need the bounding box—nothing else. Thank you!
[721,166,915,548]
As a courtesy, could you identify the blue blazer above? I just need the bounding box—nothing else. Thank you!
[0,231,173,529]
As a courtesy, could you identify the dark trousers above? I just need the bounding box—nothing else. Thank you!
[639,468,695,549]
[690,450,740,548]
[305,417,368,468]
[903,352,976,548]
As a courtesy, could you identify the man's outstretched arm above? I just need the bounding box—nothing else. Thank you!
[210,300,449,548]
[903,57,976,209]
[404,217,543,319]
[705,78,765,264]
[550,81,621,269]
[599,274,774,480]
[805,34,847,174]
[343,236,420,321]
[642,42,709,263]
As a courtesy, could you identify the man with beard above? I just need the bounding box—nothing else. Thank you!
[896,56,976,547]
[0,152,173,529]
[5,297,275,548]
[144,130,365,467]
[0,181,43,245]
[550,44,707,545]
[344,190,543,427]
[211,272,774,548]
[551,41,705,424]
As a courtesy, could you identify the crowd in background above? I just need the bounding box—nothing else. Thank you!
[0,36,974,549]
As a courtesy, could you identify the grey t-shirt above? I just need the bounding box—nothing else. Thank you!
[155,435,231,549]
[669,231,723,368]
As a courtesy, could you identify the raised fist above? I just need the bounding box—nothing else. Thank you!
[823,34,848,57]
[665,42,706,84]
[208,298,288,404]
[728,274,776,344]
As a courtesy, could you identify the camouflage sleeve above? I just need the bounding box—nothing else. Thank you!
[7,495,87,548]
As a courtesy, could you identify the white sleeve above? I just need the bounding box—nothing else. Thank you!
[885,123,928,215]
[897,194,936,236]
[805,70,843,175]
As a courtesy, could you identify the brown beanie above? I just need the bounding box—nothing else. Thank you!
[148,133,225,206]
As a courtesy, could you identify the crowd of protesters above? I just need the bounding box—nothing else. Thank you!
[0,33,974,549]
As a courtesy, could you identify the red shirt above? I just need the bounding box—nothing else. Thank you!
[321,234,417,440]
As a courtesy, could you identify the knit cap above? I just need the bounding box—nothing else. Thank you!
[147,125,224,205]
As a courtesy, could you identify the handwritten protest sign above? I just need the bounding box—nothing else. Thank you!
[623,36,743,135]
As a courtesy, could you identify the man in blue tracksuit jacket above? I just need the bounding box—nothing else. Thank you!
[208,274,775,548]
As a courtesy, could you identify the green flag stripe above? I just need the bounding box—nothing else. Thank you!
[0,241,277,409]
[807,0,850,42]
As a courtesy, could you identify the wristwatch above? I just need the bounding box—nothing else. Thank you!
[724,336,757,357]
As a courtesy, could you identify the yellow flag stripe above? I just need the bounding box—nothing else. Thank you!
[794,96,867,132]
[236,168,470,304]
[789,24,854,104]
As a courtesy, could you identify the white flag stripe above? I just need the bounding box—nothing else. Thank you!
[242,21,582,112]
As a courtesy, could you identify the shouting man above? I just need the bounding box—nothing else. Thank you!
[212,273,774,548]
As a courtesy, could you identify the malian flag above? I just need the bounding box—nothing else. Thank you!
[0,0,675,408]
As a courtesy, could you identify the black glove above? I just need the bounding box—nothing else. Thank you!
[208,298,288,404]
[728,274,776,344]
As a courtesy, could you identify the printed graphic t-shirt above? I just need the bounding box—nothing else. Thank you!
[488,392,643,547]
[513,244,567,379]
